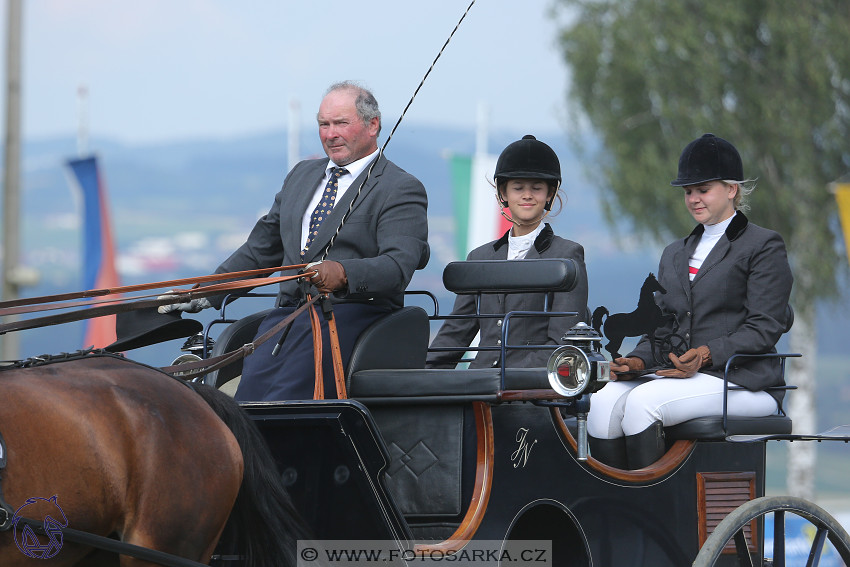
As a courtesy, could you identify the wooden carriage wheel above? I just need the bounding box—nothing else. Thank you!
[693,496,850,566]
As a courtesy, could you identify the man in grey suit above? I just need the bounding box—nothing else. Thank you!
[163,81,429,400]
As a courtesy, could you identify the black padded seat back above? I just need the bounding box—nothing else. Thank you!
[442,258,579,294]
[203,308,273,388]
[346,306,430,382]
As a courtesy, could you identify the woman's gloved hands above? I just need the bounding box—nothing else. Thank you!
[656,345,711,378]
[609,356,644,381]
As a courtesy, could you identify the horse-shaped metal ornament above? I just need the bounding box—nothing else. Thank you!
[591,273,670,360]
[0,351,308,567]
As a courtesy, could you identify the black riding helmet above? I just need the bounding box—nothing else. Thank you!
[494,135,561,183]
[671,133,743,186]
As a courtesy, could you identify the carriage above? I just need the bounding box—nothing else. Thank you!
[186,258,850,566]
[2,258,850,567]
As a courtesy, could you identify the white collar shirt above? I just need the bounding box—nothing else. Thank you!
[300,149,380,250]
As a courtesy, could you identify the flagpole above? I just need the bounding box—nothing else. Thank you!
[475,100,488,157]
[1,0,23,360]
[77,84,89,157]
[288,98,300,173]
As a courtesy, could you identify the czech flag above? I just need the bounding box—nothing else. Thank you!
[66,156,121,348]
[449,152,512,260]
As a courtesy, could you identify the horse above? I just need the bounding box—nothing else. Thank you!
[590,273,668,359]
[0,351,307,567]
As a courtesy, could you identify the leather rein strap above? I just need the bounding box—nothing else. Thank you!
[164,293,345,398]
[305,295,347,400]
[0,266,309,334]
[158,293,322,380]
[0,264,305,311]
[0,262,347,398]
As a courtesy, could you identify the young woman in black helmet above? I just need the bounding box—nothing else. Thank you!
[587,134,793,470]
[426,135,589,369]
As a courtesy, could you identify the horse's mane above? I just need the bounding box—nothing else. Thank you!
[0,348,125,372]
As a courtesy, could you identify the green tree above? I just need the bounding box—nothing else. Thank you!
[554,0,850,499]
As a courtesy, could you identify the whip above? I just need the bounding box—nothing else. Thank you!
[320,0,477,260]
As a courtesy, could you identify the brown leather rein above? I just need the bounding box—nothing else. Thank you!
[0,264,348,398]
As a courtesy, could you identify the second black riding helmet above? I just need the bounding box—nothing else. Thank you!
[494,134,561,183]
[671,133,743,187]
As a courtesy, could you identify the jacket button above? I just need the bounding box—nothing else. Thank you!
[497,319,503,327]
[497,339,502,345]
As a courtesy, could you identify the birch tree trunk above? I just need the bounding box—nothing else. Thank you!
[786,282,818,500]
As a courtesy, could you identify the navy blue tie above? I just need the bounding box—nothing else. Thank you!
[301,167,347,259]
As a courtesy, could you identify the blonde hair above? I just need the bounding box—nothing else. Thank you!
[723,178,757,212]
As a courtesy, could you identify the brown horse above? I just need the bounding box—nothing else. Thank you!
[0,352,305,567]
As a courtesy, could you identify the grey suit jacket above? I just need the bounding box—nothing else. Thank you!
[214,154,429,310]
[426,224,589,369]
[629,212,793,402]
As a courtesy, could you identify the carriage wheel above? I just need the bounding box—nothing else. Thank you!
[692,496,850,567]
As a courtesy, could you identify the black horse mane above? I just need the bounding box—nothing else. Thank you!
[0,347,125,372]
[191,383,312,567]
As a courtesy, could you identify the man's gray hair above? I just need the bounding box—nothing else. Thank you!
[325,81,382,134]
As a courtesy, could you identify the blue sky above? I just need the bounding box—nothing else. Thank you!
[5,0,574,144]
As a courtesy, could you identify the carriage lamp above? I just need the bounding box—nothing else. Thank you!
[547,323,611,398]
[170,333,213,372]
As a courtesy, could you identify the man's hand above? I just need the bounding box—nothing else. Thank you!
[306,260,348,294]
[157,297,211,314]
[656,345,711,378]
[609,357,644,381]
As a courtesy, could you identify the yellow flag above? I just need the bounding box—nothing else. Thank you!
[834,182,850,265]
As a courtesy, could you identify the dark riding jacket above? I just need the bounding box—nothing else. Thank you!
[629,212,793,405]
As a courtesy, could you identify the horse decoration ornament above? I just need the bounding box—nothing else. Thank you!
[591,273,686,364]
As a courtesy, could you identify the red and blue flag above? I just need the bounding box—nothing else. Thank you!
[66,156,120,348]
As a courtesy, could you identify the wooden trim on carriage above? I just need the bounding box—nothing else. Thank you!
[550,407,697,482]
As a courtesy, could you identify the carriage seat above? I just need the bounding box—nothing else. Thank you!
[349,367,549,400]
[665,305,797,440]
[665,412,792,440]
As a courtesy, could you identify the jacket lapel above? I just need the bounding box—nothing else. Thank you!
[288,160,329,258]
[673,232,697,300]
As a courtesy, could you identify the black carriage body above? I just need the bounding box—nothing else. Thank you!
[245,398,768,567]
[205,259,788,567]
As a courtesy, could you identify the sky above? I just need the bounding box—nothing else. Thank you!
[3,0,575,145]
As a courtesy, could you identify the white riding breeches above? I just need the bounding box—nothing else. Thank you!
[586,371,779,439]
